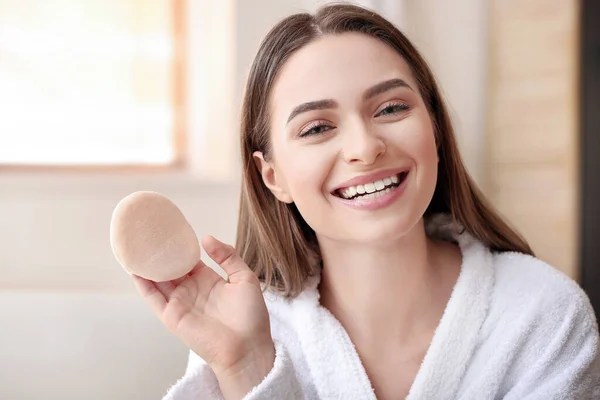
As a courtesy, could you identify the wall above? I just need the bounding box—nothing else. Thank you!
[399,0,489,185]
[486,0,580,278]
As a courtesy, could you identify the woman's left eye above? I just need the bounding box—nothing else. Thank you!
[376,102,409,117]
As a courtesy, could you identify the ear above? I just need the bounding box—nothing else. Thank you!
[253,151,293,204]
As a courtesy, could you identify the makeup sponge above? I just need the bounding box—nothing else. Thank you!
[110,191,200,282]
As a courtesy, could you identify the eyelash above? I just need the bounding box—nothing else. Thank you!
[375,102,409,117]
[298,102,410,138]
[299,120,333,138]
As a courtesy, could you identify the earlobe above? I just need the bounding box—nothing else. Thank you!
[253,151,293,204]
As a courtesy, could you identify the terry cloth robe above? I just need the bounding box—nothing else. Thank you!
[162,216,600,399]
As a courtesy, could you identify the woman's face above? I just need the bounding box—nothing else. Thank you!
[255,33,438,244]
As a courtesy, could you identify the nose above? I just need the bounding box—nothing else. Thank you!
[341,121,386,165]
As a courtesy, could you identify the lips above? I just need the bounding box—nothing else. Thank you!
[339,172,405,199]
[332,169,410,200]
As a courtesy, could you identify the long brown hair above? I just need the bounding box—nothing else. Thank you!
[236,3,533,297]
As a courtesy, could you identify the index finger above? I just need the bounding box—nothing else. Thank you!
[132,274,167,319]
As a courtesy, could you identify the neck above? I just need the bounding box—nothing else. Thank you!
[317,219,460,346]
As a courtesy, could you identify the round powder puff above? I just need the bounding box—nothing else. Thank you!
[110,191,200,282]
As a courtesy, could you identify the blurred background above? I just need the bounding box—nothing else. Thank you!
[0,0,598,398]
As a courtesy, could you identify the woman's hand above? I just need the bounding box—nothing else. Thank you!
[132,235,275,399]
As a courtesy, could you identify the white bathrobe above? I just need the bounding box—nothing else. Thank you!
[163,217,600,399]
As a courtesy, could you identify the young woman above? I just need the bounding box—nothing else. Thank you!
[134,4,600,399]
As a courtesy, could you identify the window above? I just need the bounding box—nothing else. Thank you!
[0,0,185,166]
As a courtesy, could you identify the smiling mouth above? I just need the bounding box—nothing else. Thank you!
[334,171,409,200]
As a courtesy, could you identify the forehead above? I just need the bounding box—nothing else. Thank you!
[270,33,417,112]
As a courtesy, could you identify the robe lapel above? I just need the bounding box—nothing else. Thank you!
[407,224,495,399]
[291,275,378,400]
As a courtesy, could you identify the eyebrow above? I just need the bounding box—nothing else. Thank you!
[287,99,338,125]
[363,78,413,101]
[285,78,413,125]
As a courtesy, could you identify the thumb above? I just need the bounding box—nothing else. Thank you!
[201,235,252,283]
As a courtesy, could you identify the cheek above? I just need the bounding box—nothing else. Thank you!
[416,110,436,154]
[410,117,439,201]
[280,149,336,232]
[390,114,438,195]
[415,129,438,168]
[389,112,438,167]
[277,144,333,200]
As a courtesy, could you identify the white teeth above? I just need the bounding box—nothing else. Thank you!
[338,172,405,200]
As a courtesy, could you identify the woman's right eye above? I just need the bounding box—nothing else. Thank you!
[299,122,333,138]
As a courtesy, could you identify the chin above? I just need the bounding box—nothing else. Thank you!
[347,215,423,245]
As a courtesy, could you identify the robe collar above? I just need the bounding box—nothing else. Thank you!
[265,214,495,399]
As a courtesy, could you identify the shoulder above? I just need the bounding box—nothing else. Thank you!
[261,274,321,328]
[260,288,302,347]
[491,252,595,319]
[463,251,600,397]
[486,251,598,346]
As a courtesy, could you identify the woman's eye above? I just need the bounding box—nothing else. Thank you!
[299,122,333,137]
[376,103,409,117]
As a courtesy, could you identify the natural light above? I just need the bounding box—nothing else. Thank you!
[0,0,177,165]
